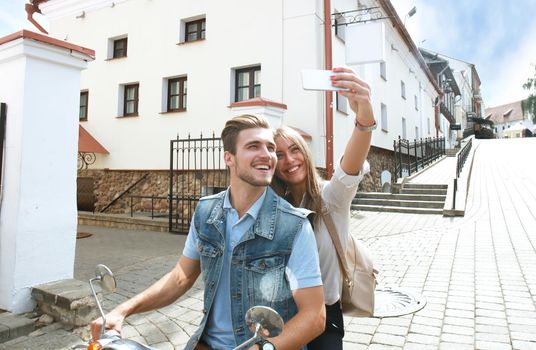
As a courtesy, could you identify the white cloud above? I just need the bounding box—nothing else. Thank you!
[483,21,536,107]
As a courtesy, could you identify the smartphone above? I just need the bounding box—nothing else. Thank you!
[301,69,347,91]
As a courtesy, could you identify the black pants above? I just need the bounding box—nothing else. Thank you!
[307,300,344,350]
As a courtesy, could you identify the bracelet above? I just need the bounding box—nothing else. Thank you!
[354,118,377,132]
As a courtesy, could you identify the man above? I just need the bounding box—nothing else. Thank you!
[91,115,325,350]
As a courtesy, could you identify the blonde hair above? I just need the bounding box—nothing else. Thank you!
[221,115,271,154]
[271,126,324,217]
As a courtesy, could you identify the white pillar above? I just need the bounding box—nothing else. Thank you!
[0,30,94,313]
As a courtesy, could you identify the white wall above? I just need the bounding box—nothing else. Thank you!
[42,0,438,171]
[0,35,90,313]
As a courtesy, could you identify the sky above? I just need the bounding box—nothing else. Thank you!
[391,0,536,108]
[1,0,535,109]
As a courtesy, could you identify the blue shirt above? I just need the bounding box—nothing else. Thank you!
[183,188,322,349]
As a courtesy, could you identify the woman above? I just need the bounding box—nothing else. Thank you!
[272,67,375,349]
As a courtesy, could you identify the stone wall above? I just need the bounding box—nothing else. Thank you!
[77,169,228,216]
[78,147,394,216]
[359,146,396,192]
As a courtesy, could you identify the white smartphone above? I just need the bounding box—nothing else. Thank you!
[301,69,347,91]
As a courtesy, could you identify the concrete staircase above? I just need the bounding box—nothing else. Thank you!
[352,183,448,214]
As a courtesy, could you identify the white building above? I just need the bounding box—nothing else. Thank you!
[486,100,535,138]
[39,0,440,203]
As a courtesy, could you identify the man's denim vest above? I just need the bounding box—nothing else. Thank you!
[185,187,310,349]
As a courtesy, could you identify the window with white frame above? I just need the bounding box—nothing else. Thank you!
[107,35,128,59]
[234,65,261,102]
[118,83,139,117]
[401,80,406,99]
[402,117,407,139]
[336,92,348,114]
[415,126,420,140]
[165,76,187,112]
[179,15,206,43]
[414,95,418,110]
[380,62,387,80]
[381,103,388,131]
[427,118,431,134]
[79,91,88,121]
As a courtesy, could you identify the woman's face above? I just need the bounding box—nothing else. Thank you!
[275,136,308,186]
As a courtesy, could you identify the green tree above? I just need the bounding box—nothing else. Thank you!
[522,65,536,123]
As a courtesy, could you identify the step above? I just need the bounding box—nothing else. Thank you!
[351,204,443,215]
[355,192,446,202]
[403,183,448,190]
[354,198,445,209]
[0,312,35,344]
[78,211,169,232]
[400,188,447,195]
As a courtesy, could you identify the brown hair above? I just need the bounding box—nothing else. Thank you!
[221,114,271,154]
[271,126,324,216]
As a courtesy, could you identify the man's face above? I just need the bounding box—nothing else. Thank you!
[225,128,277,187]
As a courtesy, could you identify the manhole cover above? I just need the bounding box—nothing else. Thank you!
[373,286,426,318]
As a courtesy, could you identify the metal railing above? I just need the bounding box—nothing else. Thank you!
[128,195,168,219]
[393,136,445,179]
[452,138,473,209]
[100,173,149,213]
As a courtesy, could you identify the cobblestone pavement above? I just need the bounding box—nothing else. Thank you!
[2,138,536,349]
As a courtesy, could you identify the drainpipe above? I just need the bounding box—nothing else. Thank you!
[25,0,49,34]
[323,0,334,178]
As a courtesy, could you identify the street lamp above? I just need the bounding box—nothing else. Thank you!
[404,6,417,25]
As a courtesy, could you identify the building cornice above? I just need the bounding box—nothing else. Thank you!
[40,0,130,21]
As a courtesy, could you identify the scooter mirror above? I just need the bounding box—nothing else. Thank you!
[95,264,117,292]
[245,306,284,338]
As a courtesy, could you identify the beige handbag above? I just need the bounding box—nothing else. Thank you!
[323,213,377,317]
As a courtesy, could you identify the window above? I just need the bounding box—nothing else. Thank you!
[415,126,420,140]
[414,95,419,110]
[79,91,88,121]
[402,117,407,139]
[427,118,431,134]
[235,66,261,102]
[113,38,127,58]
[123,83,139,116]
[401,80,406,99]
[380,62,387,80]
[336,92,348,114]
[185,18,206,42]
[167,77,187,112]
[381,103,388,132]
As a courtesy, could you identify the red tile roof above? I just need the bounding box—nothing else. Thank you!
[0,30,95,59]
[79,125,108,154]
[484,100,525,125]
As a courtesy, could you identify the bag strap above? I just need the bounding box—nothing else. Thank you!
[322,213,351,283]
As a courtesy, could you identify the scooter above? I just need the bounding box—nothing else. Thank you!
[73,264,283,350]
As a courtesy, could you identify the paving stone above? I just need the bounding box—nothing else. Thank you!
[439,342,474,350]
[475,316,507,326]
[475,340,514,350]
[342,341,368,350]
[344,331,373,344]
[405,333,440,346]
[411,315,443,328]
[512,340,536,350]
[442,324,474,336]
[408,324,441,337]
[510,332,536,342]
[403,342,437,350]
[440,332,474,344]
[475,324,509,334]
[475,332,511,343]
[371,333,406,347]
[375,325,408,336]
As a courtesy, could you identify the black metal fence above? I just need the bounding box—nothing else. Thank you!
[452,137,473,209]
[393,136,445,179]
[0,103,6,191]
[169,133,229,233]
